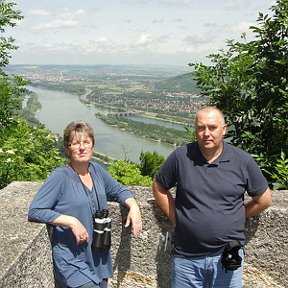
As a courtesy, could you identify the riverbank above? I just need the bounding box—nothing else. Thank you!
[96,113,191,146]
[79,88,93,104]
[92,151,115,165]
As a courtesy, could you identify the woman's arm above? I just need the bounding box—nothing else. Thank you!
[50,215,89,244]
[124,198,142,237]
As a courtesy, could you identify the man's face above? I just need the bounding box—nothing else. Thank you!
[195,109,227,153]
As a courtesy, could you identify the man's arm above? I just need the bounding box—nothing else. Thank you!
[245,187,272,218]
[152,179,176,227]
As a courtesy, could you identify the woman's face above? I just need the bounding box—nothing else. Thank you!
[66,132,94,164]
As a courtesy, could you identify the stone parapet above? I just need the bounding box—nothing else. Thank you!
[0,182,287,288]
[0,182,53,288]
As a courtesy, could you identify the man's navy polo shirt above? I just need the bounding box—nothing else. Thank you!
[155,141,268,257]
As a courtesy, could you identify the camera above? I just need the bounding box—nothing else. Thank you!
[221,241,242,272]
[92,209,112,252]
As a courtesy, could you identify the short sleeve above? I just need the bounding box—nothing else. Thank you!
[155,151,178,190]
[246,157,269,197]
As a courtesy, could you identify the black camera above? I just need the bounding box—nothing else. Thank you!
[92,209,112,252]
[221,241,242,272]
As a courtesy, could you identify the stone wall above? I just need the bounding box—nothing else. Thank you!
[0,182,287,288]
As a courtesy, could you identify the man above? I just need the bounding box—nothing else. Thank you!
[152,106,272,288]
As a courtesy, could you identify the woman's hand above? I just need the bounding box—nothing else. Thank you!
[50,215,89,245]
[124,198,142,237]
[70,217,90,245]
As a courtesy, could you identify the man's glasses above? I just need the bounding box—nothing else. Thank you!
[68,142,93,150]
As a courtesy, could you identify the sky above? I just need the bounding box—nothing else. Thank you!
[5,0,274,68]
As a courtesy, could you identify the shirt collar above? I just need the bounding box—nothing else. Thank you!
[188,141,230,165]
[210,141,230,165]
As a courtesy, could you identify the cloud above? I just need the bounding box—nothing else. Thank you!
[84,38,112,52]
[230,21,255,33]
[27,9,51,16]
[183,34,213,45]
[128,25,147,33]
[75,9,86,16]
[135,34,153,46]
[9,0,273,66]
[158,0,195,6]
[32,19,78,30]
[173,18,183,23]
[156,34,171,43]
[152,18,164,24]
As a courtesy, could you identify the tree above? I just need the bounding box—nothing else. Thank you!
[0,1,65,188]
[0,118,65,189]
[139,151,164,178]
[0,76,27,134]
[190,0,288,188]
[0,1,23,70]
[0,1,26,133]
[108,160,152,186]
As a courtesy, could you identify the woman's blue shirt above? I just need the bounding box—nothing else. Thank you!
[28,161,134,287]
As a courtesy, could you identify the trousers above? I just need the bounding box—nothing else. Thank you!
[172,248,244,288]
[68,279,108,288]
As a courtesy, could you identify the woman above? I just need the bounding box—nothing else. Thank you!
[28,120,142,288]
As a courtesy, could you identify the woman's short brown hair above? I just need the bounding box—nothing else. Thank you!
[63,120,95,148]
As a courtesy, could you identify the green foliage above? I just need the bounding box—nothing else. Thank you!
[18,90,42,125]
[184,127,196,142]
[154,73,201,93]
[190,0,288,188]
[0,1,66,189]
[257,151,288,190]
[108,150,166,186]
[0,1,23,70]
[0,117,66,189]
[139,151,164,178]
[0,76,28,133]
[270,152,288,190]
[0,1,27,133]
[108,159,152,186]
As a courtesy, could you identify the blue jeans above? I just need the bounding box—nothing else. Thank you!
[68,279,108,288]
[172,249,244,288]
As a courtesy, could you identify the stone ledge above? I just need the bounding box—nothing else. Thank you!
[0,181,53,287]
[0,182,287,288]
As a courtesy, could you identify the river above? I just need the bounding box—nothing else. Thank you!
[30,86,176,163]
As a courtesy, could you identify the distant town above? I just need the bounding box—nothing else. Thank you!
[6,64,207,125]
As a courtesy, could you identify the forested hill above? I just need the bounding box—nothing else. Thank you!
[154,72,200,93]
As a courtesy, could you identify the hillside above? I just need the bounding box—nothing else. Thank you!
[153,72,200,93]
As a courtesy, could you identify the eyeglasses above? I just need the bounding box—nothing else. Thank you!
[68,141,93,150]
